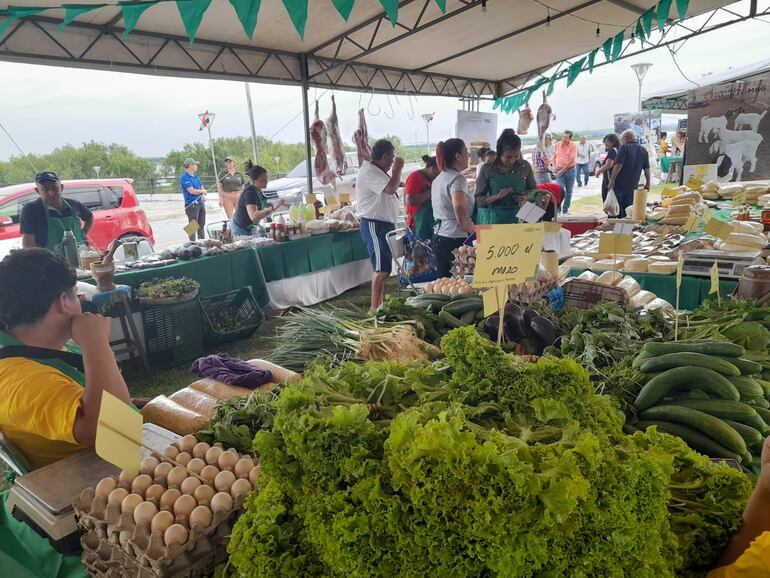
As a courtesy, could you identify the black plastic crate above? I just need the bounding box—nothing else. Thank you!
[199,286,264,345]
[141,300,205,368]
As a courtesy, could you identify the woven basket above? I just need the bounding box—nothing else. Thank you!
[139,289,199,306]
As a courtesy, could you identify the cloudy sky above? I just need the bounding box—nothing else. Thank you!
[0,14,768,161]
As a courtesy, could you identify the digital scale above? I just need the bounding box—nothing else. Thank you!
[682,249,762,279]
[4,424,179,554]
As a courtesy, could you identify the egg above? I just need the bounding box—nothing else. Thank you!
[200,465,219,483]
[95,477,117,498]
[180,477,201,495]
[108,488,129,507]
[248,465,260,488]
[133,501,158,526]
[121,493,143,515]
[193,484,215,506]
[150,510,175,535]
[131,474,153,497]
[145,484,165,504]
[234,458,254,479]
[210,492,233,513]
[167,466,188,489]
[140,456,159,476]
[118,470,136,489]
[214,470,236,492]
[163,524,188,547]
[162,446,179,460]
[217,450,238,471]
[189,505,213,529]
[186,458,206,475]
[173,494,197,518]
[178,435,197,453]
[230,478,252,499]
[154,462,173,483]
[160,489,181,511]
[192,442,210,459]
[205,446,223,466]
[175,452,192,466]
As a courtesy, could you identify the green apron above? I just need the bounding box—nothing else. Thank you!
[43,200,87,254]
[476,173,526,225]
[411,201,435,240]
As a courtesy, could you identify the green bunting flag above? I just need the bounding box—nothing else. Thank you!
[546,75,556,97]
[602,37,613,63]
[657,0,672,30]
[0,6,47,37]
[57,4,107,31]
[587,48,598,73]
[229,0,260,38]
[379,0,399,25]
[567,57,586,87]
[641,7,654,36]
[176,0,211,43]
[281,0,307,39]
[120,1,156,36]
[676,0,689,20]
[611,30,624,61]
[434,0,446,12]
[331,0,355,21]
[635,19,645,43]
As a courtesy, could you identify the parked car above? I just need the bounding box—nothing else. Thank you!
[590,144,608,176]
[263,153,359,205]
[0,178,155,256]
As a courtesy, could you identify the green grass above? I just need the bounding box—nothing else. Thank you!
[565,184,669,216]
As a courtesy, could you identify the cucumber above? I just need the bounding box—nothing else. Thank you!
[751,398,770,409]
[634,367,740,411]
[632,351,655,369]
[756,378,770,397]
[755,406,770,425]
[728,376,765,401]
[664,399,758,420]
[637,406,747,455]
[412,293,451,302]
[441,298,483,316]
[642,341,745,357]
[460,310,477,325]
[735,411,770,435]
[722,419,765,450]
[635,420,744,461]
[639,353,740,376]
[622,423,640,435]
[407,299,446,313]
[716,356,762,375]
[439,310,466,329]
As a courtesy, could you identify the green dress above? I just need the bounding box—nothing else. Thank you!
[475,160,546,225]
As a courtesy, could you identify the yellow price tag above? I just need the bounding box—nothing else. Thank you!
[543,221,562,233]
[325,195,338,206]
[709,261,720,295]
[683,213,699,233]
[703,218,734,241]
[702,210,713,223]
[662,188,679,198]
[686,176,704,190]
[183,220,199,237]
[482,285,507,317]
[95,391,143,475]
[733,189,747,207]
[339,193,351,204]
[305,193,317,204]
[473,224,545,287]
[676,251,684,288]
[318,205,329,215]
[598,232,633,256]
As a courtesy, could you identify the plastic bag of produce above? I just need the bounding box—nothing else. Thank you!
[189,378,255,400]
[603,188,620,217]
[168,387,219,419]
[400,229,438,284]
[140,395,210,435]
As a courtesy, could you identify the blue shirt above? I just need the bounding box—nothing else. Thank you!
[180,171,203,206]
[614,143,650,194]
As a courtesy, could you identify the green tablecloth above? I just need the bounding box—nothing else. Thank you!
[569,270,737,310]
[255,231,370,283]
[113,248,269,308]
[0,491,87,578]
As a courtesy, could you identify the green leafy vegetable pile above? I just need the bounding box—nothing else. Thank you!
[227,327,750,578]
[136,276,199,300]
[196,388,280,453]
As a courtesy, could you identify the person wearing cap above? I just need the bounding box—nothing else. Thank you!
[180,158,207,241]
[217,156,244,219]
[20,171,94,252]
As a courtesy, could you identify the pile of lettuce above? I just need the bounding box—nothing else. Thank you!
[227,327,751,578]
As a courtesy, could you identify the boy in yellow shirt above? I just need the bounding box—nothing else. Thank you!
[0,248,131,470]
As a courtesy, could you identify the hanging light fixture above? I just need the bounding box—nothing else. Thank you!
[481,0,487,15]
[631,31,636,44]
[595,24,600,37]
[546,7,551,26]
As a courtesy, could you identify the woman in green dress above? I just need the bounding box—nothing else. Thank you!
[475,129,550,224]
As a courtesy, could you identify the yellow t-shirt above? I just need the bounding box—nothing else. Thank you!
[0,356,86,470]
[708,532,770,578]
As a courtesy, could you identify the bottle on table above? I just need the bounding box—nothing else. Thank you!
[62,228,79,268]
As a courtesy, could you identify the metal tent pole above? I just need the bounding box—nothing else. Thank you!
[300,55,314,196]
[244,82,260,163]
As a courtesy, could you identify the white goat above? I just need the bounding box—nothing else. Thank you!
[710,138,762,181]
[699,115,728,143]
[734,111,767,132]
[712,126,764,145]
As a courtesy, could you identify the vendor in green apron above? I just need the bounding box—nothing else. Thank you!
[404,155,440,240]
[20,171,93,253]
[475,129,551,224]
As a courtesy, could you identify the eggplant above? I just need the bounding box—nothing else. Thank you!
[529,316,557,347]
[522,308,540,326]
[484,315,501,340]
[504,303,528,341]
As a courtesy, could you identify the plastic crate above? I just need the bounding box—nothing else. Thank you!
[199,286,264,345]
[141,300,205,368]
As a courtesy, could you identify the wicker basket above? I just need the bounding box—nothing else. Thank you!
[138,289,199,306]
[562,278,629,310]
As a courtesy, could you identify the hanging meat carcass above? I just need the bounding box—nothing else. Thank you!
[326,95,348,176]
[517,103,534,135]
[352,108,372,165]
[310,100,336,185]
[536,91,553,145]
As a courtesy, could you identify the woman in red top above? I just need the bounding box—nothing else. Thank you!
[404,155,440,240]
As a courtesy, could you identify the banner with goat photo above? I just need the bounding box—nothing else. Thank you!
[686,73,769,182]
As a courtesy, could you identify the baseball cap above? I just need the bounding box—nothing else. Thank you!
[224,156,235,162]
[35,171,60,184]
[183,158,199,168]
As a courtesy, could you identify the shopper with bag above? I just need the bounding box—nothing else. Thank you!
[595,133,620,205]
[608,129,650,219]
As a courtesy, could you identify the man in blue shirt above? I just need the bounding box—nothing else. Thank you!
[180,158,207,240]
[608,129,650,219]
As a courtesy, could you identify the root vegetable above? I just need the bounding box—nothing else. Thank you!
[151,510,174,535]
[214,470,236,492]
[164,524,188,547]
[133,501,158,526]
[189,505,213,529]
[95,477,116,498]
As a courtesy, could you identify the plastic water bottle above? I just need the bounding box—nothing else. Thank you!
[62,229,79,268]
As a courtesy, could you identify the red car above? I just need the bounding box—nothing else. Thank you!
[0,178,154,253]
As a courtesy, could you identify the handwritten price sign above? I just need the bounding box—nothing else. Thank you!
[473,224,544,287]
